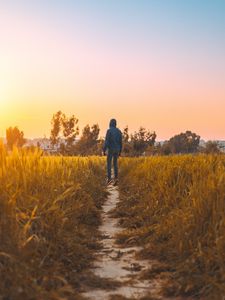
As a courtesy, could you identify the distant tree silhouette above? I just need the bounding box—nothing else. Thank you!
[130,127,156,156]
[122,126,129,143]
[50,111,79,154]
[97,137,105,155]
[50,111,62,148]
[160,141,171,155]
[162,131,200,154]
[6,127,26,150]
[75,124,100,155]
[145,142,162,155]
[202,141,221,154]
[61,113,79,151]
[122,126,132,156]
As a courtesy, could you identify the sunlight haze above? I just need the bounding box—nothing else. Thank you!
[0,0,225,140]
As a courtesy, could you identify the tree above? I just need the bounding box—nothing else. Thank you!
[145,142,162,155]
[130,127,156,155]
[122,126,129,143]
[75,124,100,155]
[164,130,200,154]
[160,141,172,155]
[50,111,79,154]
[61,114,79,150]
[202,141,221,154]
[50,111,62,148]
[6,127,26,150]
[122,126,132,156]
[96,137,105,155]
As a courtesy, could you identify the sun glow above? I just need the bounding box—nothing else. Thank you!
[0,1,224,140]
[0,80,9,111]
[0,53,11,114]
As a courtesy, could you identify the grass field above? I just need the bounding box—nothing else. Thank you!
[116,154,225,299]
[0,143,106,300]
[1,143,224,300]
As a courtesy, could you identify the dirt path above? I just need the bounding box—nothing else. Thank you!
[82,185,167,300]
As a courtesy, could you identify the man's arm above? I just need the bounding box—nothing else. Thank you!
[103,130,110,154]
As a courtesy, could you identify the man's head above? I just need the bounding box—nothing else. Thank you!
[109,119,117,128]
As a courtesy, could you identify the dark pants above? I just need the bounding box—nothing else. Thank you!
[107,151,119,180]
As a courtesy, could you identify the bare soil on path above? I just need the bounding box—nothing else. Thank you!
[82,185,188,300]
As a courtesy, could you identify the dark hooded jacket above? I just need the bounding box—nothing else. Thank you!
[103,119,122,153]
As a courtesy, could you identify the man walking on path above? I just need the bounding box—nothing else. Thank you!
[103,119,122,185]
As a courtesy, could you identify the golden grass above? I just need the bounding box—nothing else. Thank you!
[117,154,225,299]
[1,143,224,299]
[0,143,106,299]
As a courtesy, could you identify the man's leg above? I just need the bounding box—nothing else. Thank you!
[107,152,113,181]
[113,152,119,179]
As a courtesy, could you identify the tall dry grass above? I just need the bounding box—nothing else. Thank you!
[0,142,106,299]
[117,154,225,299]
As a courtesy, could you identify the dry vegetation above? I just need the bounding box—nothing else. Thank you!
[1,141,225,300]
[0,142,106,300]
[116,155,225,300]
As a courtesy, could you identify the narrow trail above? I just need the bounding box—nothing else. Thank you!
[82,185,167,300]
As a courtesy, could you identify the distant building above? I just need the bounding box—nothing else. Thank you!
[24,138,78,153]
[24,138,65,153]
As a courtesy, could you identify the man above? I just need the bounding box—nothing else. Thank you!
[103,119,122,185]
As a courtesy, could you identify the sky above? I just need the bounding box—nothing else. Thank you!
[0,0,224,140]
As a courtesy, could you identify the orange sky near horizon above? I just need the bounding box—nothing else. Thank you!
[0,1,224,141]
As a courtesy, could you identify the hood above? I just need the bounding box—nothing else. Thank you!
[109,119,117,128]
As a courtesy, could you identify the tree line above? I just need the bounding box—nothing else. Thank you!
[4,110,222,155]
